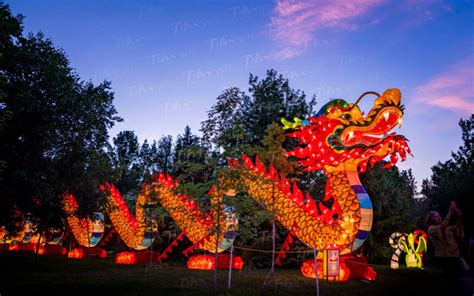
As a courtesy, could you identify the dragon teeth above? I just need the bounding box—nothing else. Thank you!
[347,131,354,141]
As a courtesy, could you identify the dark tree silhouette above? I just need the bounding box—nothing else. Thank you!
[421,115,473,251]
[0,3,121,236]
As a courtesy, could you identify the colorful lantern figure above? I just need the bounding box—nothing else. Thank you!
[101,183,158,250]
[0,227,5,244]
[390,230,427,269]
[44,228,64,245]
[136,88,408,276]
[187,254,244,270]
[220,89,410,251]
[65,177,236,258]
[2,218,36,244]
[0,214,64,253]
[64,194,105,248]
[133,174,240,269]
[141,173,238,254]
[64,184,158,250]
[300,252,351,282]
[207,88,408,281]
[21,219,38,244]
[64,88,409,274]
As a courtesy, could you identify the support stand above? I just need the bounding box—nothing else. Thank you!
[187,254,244,270]
[115,251,158,264]
[68,247,106,259]
[300,256,377,282]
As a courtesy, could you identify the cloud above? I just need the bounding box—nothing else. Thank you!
[266,47,304,60]
[414,55,474,114]
[269,0,387,59]
[268,0,453,60]
[397,0,452,28]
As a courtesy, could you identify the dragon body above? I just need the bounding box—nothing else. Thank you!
[141,173,237,253]
[277,88,410,252]
[220,159,368,252]
[0,214,63,248]
[147,88,410,254]
[64,184,157,250]
[63,88,410,257]
[64,175,237,253]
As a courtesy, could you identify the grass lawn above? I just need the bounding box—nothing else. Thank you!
[0,252,452,295]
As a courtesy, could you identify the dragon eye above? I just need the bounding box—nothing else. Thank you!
[341,113,352,121]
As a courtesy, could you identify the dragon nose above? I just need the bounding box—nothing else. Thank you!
[374,88,401,107]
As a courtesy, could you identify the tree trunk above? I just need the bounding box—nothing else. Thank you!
[86,221,91,262]
[34,230,43,265]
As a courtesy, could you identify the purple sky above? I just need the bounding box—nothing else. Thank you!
[6,0,474,185]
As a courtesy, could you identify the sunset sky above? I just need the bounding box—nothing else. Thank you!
[7,0,474,185]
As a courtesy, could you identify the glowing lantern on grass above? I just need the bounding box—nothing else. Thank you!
[300,256,376,282]
[323,249,341,279]
[187,254,244,270]
[67,248,106,259]
[98,249,107,258]
[390,230,427,269]
[187,255,214,270]
[68,248,84,259]
[37,245,67,255]
[37,247,46,255]
[115,251,155,264]
[300,258,350,282]
[115,252,135,264]
[8,243,19,251]
[0,227,5,244]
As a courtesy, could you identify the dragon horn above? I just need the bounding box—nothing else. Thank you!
[281,117,303,130]
[281,118,292,130]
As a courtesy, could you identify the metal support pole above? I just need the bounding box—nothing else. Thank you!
[313,249,320,296]
[227,243,234,289]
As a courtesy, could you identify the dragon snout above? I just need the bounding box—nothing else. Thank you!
[374,88,400,107]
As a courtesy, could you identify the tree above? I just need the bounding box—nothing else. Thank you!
[109,131,142,195]
[199,70,318,272]
[0,4,121,238]
[155,135,173,174]
[421,115,473,249]
[200,70,317,160]
[237,69,316,147]
[200,87,247,157]
[361,164,418,263]
[0,3,22,183]
[173,126,211,184]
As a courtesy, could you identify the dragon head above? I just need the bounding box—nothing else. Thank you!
[284,88,412,172]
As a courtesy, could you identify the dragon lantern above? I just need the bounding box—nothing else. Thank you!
[63,185,158,257]
[217,88,411,280]
[61,88,411,276]
[221,88,411,252]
